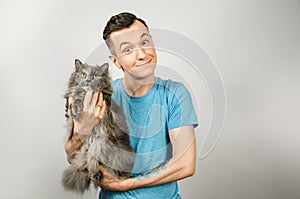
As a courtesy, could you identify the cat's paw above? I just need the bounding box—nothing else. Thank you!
[71,99,83,119]
[91,172,102,187]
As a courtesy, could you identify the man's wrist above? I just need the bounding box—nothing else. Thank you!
[126,177,143,190]
[71,132,83,145]
[73,123,92,140]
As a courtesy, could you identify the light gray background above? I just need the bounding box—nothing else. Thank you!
[0,0,299,199]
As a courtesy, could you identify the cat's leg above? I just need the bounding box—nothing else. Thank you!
[71,98,83,119]
[87,152,102,188]
[61,146,91,193]
[105,126,135,178]
[71,88,86,119]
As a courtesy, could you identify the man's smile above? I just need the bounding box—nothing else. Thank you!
[136,59,152,67]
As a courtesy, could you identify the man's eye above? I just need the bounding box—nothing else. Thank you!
[81,73,87,78]
[142,40,149,46]
[124,47,133,54]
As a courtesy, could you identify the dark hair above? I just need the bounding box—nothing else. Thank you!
[103,12,148,41]
[103,12,148,55]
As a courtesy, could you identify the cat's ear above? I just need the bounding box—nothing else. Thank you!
[98,63,109,74]
[74,59,83,71]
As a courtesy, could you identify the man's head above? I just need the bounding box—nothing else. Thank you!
[103,12,148,55]
[103,12,157,80]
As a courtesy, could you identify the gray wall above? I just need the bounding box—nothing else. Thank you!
[0,0,299,198]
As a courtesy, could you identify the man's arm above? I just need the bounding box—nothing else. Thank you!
[64,91,106,163]
[65,132,83,163]
[99,125,196,191]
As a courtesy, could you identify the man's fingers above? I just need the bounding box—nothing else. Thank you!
[68,97,73,105]
[98,92,103,107]
[81,91,105,122]
[100,100,106,116]
[83,91,93,111]
[98,164,115,179]
[90,91,99,109]
[99,165,105,173]
[97,100,106,121]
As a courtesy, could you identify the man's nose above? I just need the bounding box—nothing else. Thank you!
[135,47,146,60]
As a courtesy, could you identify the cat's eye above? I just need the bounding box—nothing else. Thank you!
[94,75,100,79]
[81,73,87,78]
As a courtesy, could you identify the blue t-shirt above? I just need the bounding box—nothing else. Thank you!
[99,77,198,199]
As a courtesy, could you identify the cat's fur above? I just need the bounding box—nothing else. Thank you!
[62,59,135,193]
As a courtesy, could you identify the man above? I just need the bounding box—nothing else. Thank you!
[65,12,198,199]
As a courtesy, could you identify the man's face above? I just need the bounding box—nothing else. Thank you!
[109,20,157,79]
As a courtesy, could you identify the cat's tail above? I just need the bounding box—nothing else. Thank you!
[61,166,90,193]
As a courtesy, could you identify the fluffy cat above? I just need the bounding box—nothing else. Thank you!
[62,59,135,193]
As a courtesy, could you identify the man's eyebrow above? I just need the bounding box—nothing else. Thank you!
[119,32,150,50]
[119,41,130,50]
[140,32,150,38]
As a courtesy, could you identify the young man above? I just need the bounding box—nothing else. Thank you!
[65,12,198,199]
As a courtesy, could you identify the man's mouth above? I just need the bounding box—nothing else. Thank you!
[136,59,152,67]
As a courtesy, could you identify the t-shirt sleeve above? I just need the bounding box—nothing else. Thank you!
[167,83,199,130]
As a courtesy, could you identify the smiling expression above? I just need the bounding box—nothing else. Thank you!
[108,20,157,80]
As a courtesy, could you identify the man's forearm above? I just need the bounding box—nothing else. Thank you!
[98,139,196,192]
[128,139,196,189]
[98,126,196,191]
[65,132,83,163]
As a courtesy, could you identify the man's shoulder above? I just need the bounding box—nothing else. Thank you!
[156,77,184,88]
[112,78,121,85]
[156,77,187,94]
[112,78,122,90]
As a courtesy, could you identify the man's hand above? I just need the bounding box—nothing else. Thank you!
[98,126,196,191]
[65,91,106,163]
[98,165,134,191]
[73,91,106,141]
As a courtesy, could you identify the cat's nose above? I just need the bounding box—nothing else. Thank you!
[91,82,98,89]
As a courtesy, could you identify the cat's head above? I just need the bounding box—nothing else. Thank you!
[73,59,111,93]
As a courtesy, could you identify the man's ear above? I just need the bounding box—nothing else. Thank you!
[109,55,122,69]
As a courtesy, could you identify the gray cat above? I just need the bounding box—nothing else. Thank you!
[62,59,135,193]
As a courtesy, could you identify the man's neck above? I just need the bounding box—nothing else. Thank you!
[122,75,156,97]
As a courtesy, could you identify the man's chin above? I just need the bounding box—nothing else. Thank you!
[125,70,155,80]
